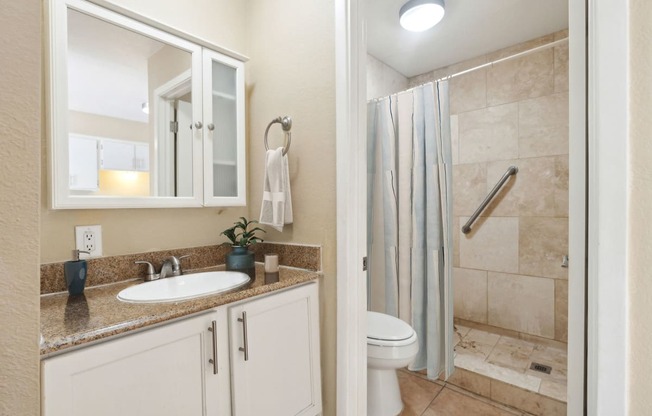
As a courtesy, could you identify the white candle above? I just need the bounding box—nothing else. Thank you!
[264,254,279,273]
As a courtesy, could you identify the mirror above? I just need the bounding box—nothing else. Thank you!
[66,8,193,199]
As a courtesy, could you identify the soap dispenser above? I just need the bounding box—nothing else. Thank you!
[64,249,90,296]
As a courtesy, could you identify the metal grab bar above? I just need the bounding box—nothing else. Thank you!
[461,166,518,234]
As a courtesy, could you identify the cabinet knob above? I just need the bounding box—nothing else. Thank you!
[194,121,203,129]
[207,123,215,131]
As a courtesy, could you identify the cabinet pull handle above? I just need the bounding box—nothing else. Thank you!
[237,311,249,361]
[208,320,218,374]
[207,123,215,131]
[194,121,203,129]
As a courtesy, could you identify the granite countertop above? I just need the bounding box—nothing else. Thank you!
[40,265,320,356]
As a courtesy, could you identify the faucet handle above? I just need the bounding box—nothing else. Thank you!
[168,254,192,276]
[135,261,160,281]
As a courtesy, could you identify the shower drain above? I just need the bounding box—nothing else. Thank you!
[529,362,553,374]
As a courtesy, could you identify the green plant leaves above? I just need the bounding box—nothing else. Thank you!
[221,217,266,247]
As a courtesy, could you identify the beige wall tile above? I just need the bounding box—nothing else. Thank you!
[555,280,568,342]
[448,368,491,397]
[487,49,554,107]
[490,380,566,416]
[450,69,487,115]
[554,42,569,93]
[453,268,488,323]
[458,103,519,164]
[450,115,459,165]
[485,157,567,217]
[519,217,569,280]
[554,156,569,217]
[453,163,487,216]
[459,217,519,273]
[487,34,555,61]
[488,272,555,338]
[453,217,460,267]
[519,92,569,158]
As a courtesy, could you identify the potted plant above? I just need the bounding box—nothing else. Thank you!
[221,217,265,278]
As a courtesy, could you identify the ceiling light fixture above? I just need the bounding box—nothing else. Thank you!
[141,102,149,115]
[399,0,445,32]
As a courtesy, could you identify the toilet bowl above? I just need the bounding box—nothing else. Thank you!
[367,311,419,416]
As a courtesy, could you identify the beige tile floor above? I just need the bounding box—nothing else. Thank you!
[453,325,568,402]
[397,370,526,416]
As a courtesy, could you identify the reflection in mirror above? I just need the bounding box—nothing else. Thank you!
[210,60,238,197]
[67,8,193,198]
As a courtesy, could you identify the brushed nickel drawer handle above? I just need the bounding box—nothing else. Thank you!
[238,311,249,361]
[208,320,218,374]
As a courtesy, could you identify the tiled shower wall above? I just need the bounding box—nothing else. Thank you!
[409,31,569,342]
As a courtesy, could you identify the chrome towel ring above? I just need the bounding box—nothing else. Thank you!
[264,116,292,156]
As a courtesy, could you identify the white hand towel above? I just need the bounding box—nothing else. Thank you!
[259,148,293,231]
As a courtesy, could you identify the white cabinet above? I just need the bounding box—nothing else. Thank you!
[42,309,231,416]
[229,283,322,416]
[68,134,98,191]
[100,139,150,172]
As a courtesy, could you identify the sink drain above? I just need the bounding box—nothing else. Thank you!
[529,362,552,374]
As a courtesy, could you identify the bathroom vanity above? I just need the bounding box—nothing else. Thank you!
[41,275,322,416]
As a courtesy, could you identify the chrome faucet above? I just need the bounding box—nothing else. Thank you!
[135,254,191,281]
[160,255,191,279]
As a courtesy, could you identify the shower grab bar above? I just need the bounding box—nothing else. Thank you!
[461,166,518,234]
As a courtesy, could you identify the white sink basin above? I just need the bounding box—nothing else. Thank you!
[117,271,251,303]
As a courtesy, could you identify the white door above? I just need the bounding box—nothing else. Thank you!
[229,283,322,416]
[68,134,98,190]
[177,99,194,196]
[42,311,226,416]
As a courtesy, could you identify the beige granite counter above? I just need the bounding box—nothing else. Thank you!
[40,265,320,356]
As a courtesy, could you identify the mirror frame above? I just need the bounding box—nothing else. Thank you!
[47,0,206,209]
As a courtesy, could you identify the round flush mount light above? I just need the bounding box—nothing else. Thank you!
[399,0,445,32]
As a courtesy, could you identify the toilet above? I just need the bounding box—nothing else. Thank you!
[367,311,419,416]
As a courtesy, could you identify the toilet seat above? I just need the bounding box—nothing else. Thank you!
[367,311,417,347]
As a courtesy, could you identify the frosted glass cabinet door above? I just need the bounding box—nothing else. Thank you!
[42,310,229,416]
[229,283,322,416]
[202,49,245,206]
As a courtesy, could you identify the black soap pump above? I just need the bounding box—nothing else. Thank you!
[64,249,90,296]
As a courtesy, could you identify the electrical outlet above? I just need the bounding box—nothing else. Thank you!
[75,225,103,258]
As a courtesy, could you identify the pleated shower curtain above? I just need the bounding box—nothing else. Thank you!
[367,82,454,380]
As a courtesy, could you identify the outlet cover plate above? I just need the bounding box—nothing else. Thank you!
[75,225,103,258]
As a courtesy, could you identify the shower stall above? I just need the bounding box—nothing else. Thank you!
[366,31,570,414]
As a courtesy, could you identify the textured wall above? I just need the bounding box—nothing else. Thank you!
[366,54,408,100]
[628,0,652,412]
[40,0,250,263]
[406,31,569,343]
[0,0,41,414]
[245,1,337,413]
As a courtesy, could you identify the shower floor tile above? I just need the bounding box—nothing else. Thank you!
[453,325,568,403]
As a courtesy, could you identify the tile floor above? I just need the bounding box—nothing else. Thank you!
[397,370,526,416]
[453,325,568,402]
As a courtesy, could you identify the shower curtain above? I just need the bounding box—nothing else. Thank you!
[367,82,454,379]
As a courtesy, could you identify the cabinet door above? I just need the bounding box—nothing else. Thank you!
[134,143,150,171]
[42,310,229,416]
[202,49,246,206]
[229,283,322,416]
[100,139,136,171]
[69,134,98,190]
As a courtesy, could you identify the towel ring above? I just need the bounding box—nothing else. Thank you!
[264,116,292,156]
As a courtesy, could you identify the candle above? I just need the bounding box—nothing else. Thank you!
[264,254,279,273]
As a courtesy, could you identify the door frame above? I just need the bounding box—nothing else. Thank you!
[335,0,630,414]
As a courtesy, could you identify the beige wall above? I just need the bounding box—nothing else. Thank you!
[245,1,336,413]
[0,0,41,414]
[628,0,652,412]
[41,0,249,263]
[406,32,569,342]
[366,54,408,100]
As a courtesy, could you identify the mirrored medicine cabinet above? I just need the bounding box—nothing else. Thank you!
[47,0,246,209]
